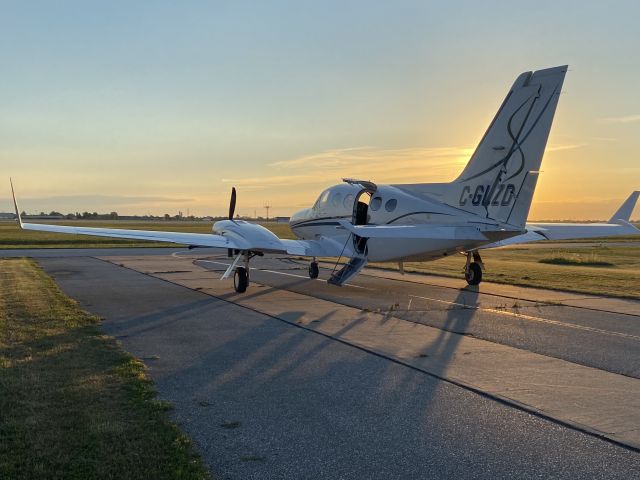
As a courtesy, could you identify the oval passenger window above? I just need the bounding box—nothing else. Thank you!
[370,196,382,211]
[343,194,354,209]
[331,192,342,208]
[385,199,397,212]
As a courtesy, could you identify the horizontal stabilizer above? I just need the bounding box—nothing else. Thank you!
[337,220,487,241]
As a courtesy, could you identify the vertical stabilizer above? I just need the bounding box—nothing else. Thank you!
[447,66,567,228]
[609,191,640,223]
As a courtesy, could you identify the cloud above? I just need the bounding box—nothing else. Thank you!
[221,174,318,190]
[599,114,640,124]
[269,146,474,170]
[23,194,194,205]
[545,143,587,152]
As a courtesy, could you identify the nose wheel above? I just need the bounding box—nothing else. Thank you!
[464,251,484,286]
[309,260,319,279]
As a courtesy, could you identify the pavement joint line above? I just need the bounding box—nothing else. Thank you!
[92,255,640,453]
[198,256,640,342]
[308,260,640,318]
[408,294,640,341]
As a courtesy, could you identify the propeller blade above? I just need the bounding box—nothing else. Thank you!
[229,187,237,220]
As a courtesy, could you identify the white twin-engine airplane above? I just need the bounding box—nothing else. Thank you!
[10,66,640,293]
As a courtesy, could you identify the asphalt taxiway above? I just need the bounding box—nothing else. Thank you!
[3,247,639,479]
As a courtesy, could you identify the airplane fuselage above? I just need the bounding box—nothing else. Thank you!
[289,183,517,262]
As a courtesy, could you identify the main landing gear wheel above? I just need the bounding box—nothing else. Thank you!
[234,267,248,293]
[309,261,319,279]
[465,262,483,286]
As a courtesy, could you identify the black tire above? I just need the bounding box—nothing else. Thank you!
[465,262,483,286]
[309,262,319,279]
[234,267,248,293]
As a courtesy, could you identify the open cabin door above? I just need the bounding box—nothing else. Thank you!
[349,181,377,255]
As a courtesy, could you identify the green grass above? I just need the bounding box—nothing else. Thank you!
[369,245,640,299]
[538,253,614,267]
[0,258,210,479]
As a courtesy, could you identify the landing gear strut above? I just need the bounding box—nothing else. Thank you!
[309,258,319,279]
[464,251,484,286]
[223,250,263,293]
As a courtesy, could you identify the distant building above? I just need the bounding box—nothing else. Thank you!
[0,212,16,219]
[275,216,290,224]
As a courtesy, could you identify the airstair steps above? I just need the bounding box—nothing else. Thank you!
[327,256,367,286]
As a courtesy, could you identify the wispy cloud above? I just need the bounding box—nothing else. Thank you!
[599,114,640,124]
[24,194,193,205]
[269,146,474,170]
[546,143,587,152]
[247,143,587,194]
[221,174,318,190]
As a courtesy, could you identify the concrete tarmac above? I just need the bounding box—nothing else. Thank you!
[3,247,640,478]
[188,254,640,379]
[99,253,640,449]
[26,251,640,479]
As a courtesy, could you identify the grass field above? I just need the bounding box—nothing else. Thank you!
[0,258,209,479]
[370,245,640,299]
[1,220,639,299]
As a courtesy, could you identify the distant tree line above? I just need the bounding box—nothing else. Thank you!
[18,211,229,221]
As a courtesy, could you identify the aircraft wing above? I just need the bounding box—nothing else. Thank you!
[482,191,640,248]
[18,218,353,257]
[280,237,354,257]
[9,180,352,256]
[18,220,238,248]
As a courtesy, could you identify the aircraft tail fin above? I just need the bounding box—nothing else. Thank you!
[447,66,567,229]
[608,191,639,224]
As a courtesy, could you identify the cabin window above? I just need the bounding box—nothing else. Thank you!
[370,196,382,211]
[385,199,397,212]
[331,192,342,208]
[343,194,354,209]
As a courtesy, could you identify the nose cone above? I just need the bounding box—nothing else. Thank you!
[291,208,312,224]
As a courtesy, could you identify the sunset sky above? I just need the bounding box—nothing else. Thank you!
[1,1,639,220]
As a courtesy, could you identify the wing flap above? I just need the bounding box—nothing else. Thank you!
[280,237,355,257]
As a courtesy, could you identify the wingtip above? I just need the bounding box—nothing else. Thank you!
[9,178,23,227]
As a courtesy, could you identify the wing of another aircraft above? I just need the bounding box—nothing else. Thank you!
[482,191,640,248]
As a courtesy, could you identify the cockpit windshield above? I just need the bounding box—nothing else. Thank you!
[313,189,331,210]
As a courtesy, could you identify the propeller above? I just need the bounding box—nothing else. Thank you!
[229,187,237,220]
